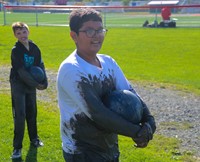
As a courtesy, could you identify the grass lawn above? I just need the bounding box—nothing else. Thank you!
[1,26,200,94]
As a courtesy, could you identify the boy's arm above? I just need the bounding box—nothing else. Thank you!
[111,60,156,146]
[111,58,156,136]
[131,94,156,148]
[18,67,39,87]
[80,82,142,139]
[141,102,156,133]
[37,61,48,90]
[132,92,156,133]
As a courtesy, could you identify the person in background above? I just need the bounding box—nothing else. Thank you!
[57,8,156,162]
[10,22,48,159]
[161,7,171,21]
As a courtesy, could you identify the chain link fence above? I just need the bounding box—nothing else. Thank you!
[0,5,200,28]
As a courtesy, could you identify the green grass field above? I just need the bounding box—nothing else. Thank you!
[1,26,200,93]
[0,24,200,161]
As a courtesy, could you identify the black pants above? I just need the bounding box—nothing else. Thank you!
[11,81,38,149]
[63,150,119,162]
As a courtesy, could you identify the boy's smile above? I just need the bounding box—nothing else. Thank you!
[71,21,105,66]
[14,28,29,45]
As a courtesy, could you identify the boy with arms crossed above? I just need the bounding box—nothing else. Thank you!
[10,22,48,159]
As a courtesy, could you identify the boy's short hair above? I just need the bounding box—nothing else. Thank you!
[69,8,102,34]
[12,22,29,33]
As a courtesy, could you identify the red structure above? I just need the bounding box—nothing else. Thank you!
[161,7,171,20]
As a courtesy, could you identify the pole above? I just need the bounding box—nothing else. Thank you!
[104,9,106,29]
[35,8,38,26]
[3,5,6,25]
[154,8,158,27]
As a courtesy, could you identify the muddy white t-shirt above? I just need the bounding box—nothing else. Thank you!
[57,50,137,158]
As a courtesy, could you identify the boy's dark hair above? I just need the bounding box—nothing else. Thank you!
[69,8,102,34]
[12,22,29,33]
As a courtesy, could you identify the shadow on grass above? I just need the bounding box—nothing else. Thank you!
[25,145,37,162]
[12,145,37,162]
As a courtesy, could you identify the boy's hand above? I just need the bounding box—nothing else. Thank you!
[133,122,153,148]
[36,84,46,90]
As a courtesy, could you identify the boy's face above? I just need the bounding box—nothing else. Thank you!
[70,20,105,56]
[14,27,29,44]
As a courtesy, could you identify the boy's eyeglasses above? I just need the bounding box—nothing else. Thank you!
[78,28,107,38]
